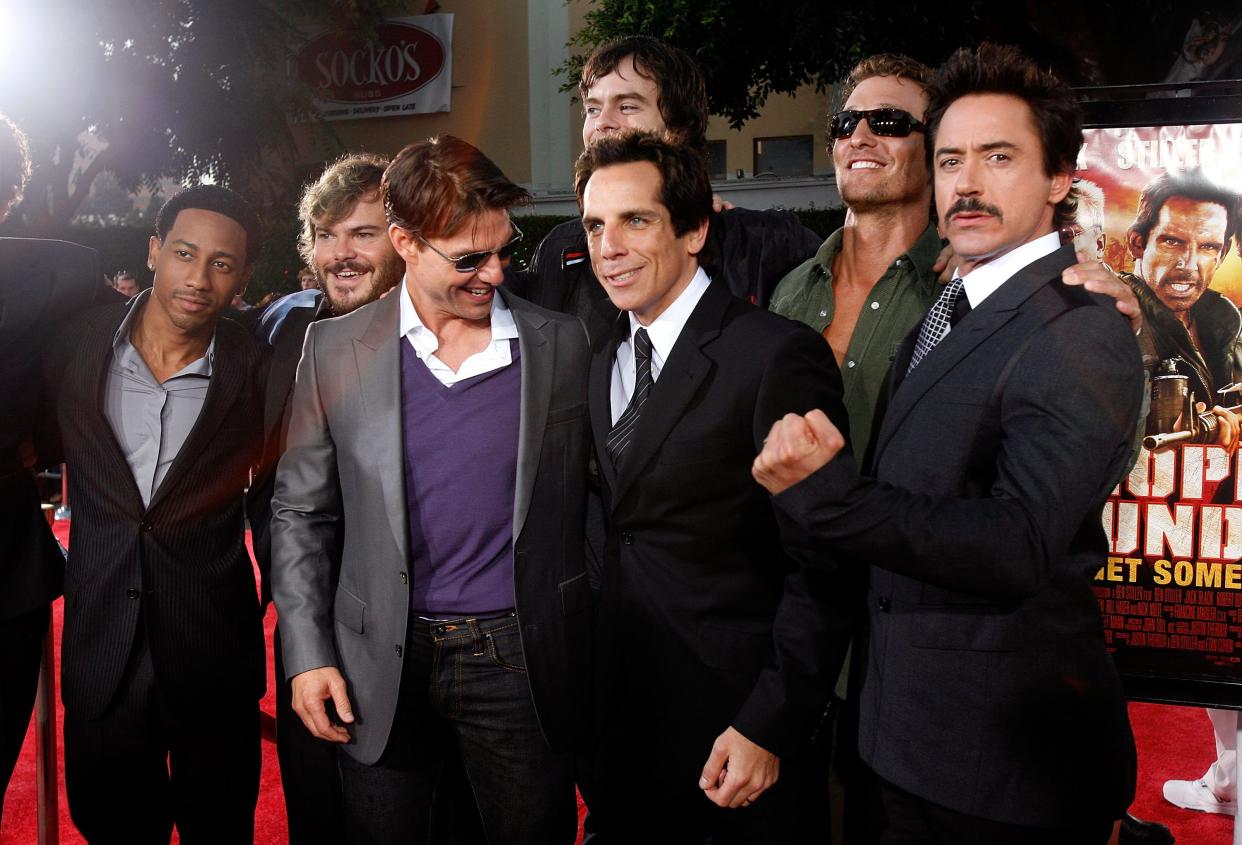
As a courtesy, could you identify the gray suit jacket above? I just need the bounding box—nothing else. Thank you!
[271,288,592,764]
[776,245,1142,827]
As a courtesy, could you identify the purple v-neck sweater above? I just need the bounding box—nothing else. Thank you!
[400,339,521,615]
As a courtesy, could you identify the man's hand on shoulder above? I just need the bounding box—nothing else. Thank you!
[753,410,845,495]
[1061,250,1141,333]
[290,666,354,743]
[698,726,779,809]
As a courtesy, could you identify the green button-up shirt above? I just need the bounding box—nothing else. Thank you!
[769,223,942,462]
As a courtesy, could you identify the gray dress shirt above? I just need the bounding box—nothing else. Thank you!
[103,290,214,507]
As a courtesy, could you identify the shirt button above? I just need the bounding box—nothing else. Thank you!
[395,644,404,658]
[878,597,891,612]
[399,572,408,584]
[126,588,140,600]
[139,521,153,533]
[895,258,905,267]
[870,301,880,310]
[620,532,634,545]
[818,310,828,318]
[846,360,856,369]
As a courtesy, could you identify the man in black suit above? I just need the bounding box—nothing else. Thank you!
[754,44,1143,843]
[574,131,854,841]
[0,113,103,823]
[248,152,404,843]
[44,185,268,843]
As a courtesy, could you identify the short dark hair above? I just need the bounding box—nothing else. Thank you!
[382,135,530,240]
[298,153,389,268]
[925,43,1083,229]
[574,131,712,237]
[579,36,708,152]
[154,185,263,266]
[0,113,32,223]
[1128,170,1239,256]
[838,54,932,109]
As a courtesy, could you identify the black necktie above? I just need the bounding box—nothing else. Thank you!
[606,327,652,465]
[907,278,968,373]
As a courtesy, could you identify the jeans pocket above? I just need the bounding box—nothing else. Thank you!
[484,626,527,673]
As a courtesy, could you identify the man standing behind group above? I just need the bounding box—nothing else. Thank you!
[44,186,268,842]
[271,135,591,844]
[513,35,820,328]
[575,131,853,841]
[247,152,404,844]
[756,45,1143,842]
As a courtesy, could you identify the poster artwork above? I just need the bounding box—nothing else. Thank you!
[1086,124,1242,683]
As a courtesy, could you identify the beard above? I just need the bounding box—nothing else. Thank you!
[318,253,405,315]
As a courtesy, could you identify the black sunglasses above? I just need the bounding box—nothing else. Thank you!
[417,222,524,273]
[829,108,927,141]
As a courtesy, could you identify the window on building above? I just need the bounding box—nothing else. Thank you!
[753,135,813,178]
[707,140,727,181]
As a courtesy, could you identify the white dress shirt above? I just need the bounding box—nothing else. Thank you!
[398,281,519,386]
[955,231,1062,311]
[610,267,712,424]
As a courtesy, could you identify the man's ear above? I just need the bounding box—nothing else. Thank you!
[1048,170,1072,206]
[236,265,254,298]
[684,216,710,257]
[1127,230,1146,261]
[389,224,420,265]
[147,236,161,272]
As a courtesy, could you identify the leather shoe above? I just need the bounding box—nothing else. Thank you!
[1119,812,1174,845]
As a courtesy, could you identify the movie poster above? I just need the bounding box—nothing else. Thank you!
[1084,124,1242,685]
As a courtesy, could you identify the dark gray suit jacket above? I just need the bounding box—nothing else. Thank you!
[270,288,592,765]
[776,244,1143,827]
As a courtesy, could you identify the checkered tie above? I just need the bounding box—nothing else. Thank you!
[907,277,967,374]
[606,327,652,465]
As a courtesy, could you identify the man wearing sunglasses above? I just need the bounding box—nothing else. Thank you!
[270,134,591,844]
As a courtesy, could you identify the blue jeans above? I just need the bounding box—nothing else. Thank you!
[338,612,576,845]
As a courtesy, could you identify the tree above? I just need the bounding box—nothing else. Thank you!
[0,0,401,235]
[563,0,1203,128]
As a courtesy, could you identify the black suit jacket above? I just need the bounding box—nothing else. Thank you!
[246,290,326,605]
[44,301,269,719]
[776,245,1143,827]
[0,239,102,620]
[588,279,855,792]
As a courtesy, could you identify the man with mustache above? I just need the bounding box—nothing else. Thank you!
[754,44,1144,843]
[1121,170,1242,442]
[248,152,406,843]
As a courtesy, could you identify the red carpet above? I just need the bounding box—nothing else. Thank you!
[0,521,1234,843]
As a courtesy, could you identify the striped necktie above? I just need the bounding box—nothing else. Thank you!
[606,327,652,466]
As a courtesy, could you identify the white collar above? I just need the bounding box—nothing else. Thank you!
[954,231,1062,309]
[625,266,711,364]
[398,277,519,345]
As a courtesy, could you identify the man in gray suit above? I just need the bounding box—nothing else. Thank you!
[271,135,591,844]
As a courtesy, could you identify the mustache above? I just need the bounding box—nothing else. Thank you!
[324,259,374,275]
[945,198,1004,221]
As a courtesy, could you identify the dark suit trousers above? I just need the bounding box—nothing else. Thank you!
[581,725,833,845]
[64,627,259,844]
[0,604,49,823]
[878,778,1114,845]
[274,624,347,844]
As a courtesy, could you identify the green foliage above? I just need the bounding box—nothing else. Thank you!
[563,0,1198,128]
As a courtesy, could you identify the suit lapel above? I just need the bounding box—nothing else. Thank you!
[263,307,315,442]
[609,283,724,506]
[351,292,409,564]
[506,291,552,542]
[589,312,624,496]
[79,307,148,514]
[871,245,1075,466]
[147,324,245,512]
